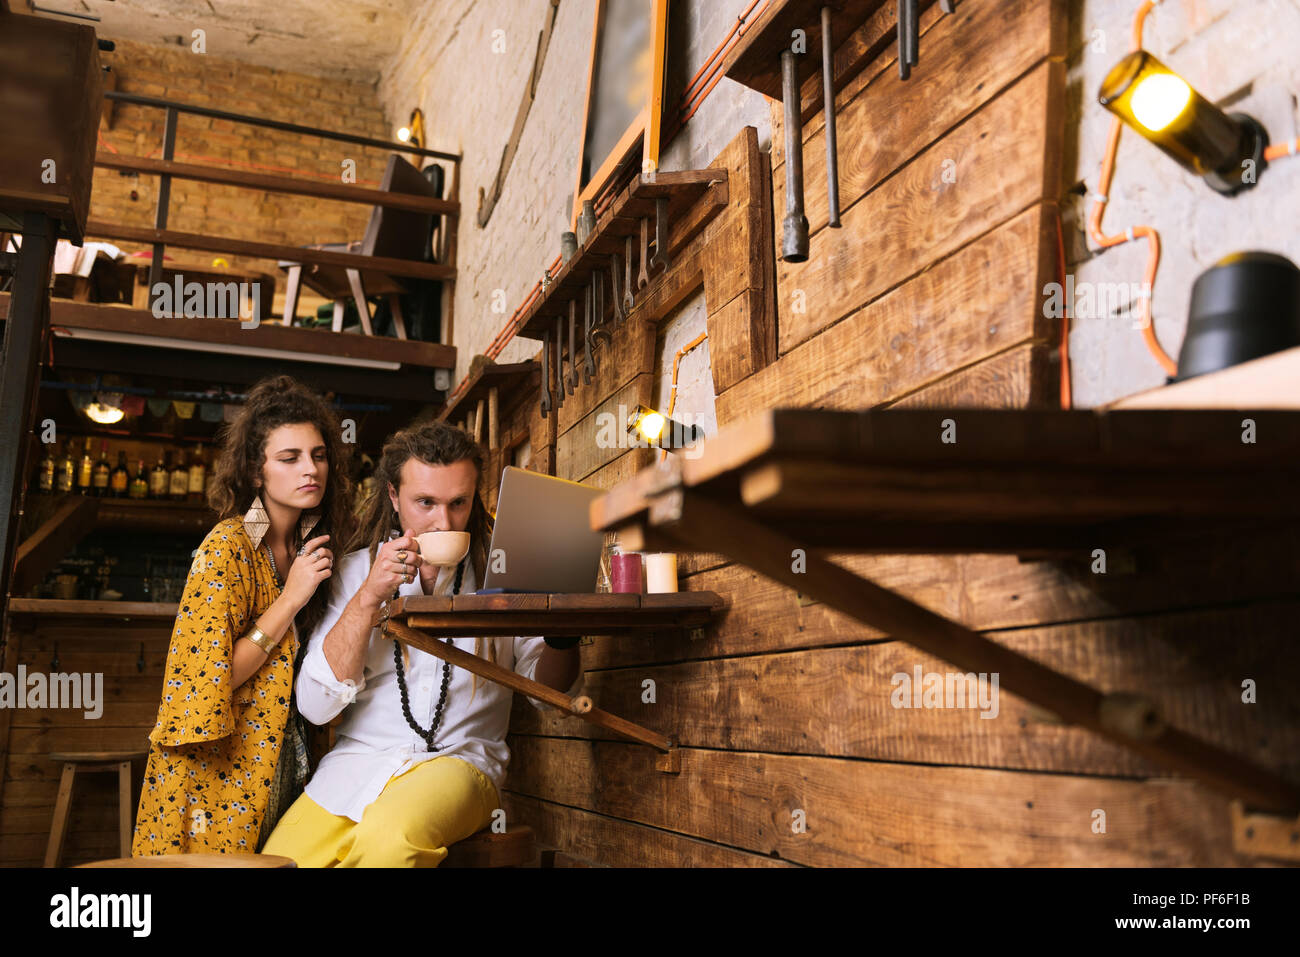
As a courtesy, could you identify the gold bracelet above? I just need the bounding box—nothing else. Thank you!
[244,625,279,656]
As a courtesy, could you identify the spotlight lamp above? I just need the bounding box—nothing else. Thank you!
[396,107,424,149]
[1098,51,1268,196]
[626,404,705,451]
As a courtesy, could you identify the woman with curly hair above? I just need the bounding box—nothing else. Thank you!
[132,375,354,855]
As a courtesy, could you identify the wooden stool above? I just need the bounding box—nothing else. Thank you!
[76,853,296,868]
[44,750,146,868]
[443,823,537,868]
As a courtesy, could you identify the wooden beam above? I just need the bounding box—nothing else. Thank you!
[84,221,455,282]
[94,153,460,216]
[11,496,99,596]
[1,293,456,369]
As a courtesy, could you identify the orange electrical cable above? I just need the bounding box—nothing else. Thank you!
[1265,137,1300,162]
[660,331,708,461]
[1055,210,1071,409]
[1085,0,1177,377]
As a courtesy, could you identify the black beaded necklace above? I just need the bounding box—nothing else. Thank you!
[391,558,465,751]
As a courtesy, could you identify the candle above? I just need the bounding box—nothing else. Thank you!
[611,552,643,594]
[644,553,678,593]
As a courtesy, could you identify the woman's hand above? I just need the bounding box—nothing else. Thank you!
[283,533,333,609]
[360,528,421,607]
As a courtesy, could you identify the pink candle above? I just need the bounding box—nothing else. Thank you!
[611,553,643,594]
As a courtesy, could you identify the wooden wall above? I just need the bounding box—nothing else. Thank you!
[0,612,165,866]
[499,0,1300,866]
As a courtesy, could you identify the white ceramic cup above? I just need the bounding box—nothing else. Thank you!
[644,552,678,593]
[415,530,470,567]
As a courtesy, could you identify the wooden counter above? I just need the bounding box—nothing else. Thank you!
[7,599,179,620]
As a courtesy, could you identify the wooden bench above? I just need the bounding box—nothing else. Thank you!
[443,823,538,868]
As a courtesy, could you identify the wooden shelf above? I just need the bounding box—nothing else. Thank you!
[393,591,725,637]
[512,169,728,341]
[7,598,179,619]
[593,408,1300,555]
[439,360,540,426]
[1107,346,1300,409]
[1,292,456,372]
[722,0,892,101]
[589,406,1300,813]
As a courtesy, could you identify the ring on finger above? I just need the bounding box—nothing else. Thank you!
[397,550,407,563]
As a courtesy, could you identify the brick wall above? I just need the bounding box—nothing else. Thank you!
[1065,0,1300,406]
[92,37,392,284]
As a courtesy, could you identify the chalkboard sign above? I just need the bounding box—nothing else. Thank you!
[572,0,668,226]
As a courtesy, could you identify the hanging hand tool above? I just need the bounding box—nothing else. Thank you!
[780,49,810,262]
[821,6,841,229]
[567,299,577,395]
[585,271,599,382]
[540,331,552,418]
[638,217,651,289]
[554,315,565,409]
[649,197,671,273]
[624,235,636,312]
[898,0,918,80]
[610,252,625,322]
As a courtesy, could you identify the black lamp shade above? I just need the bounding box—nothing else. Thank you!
[1176,252,1300,381]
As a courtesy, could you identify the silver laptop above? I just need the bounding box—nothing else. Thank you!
[479,467,604,593]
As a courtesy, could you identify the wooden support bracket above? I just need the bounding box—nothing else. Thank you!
[1230,801,1300,862]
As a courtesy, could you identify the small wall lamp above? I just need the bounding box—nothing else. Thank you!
[396,107,424,149]
[1098,51,1268,196]
[627,404,705,450]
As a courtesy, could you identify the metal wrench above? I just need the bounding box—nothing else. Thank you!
[540,331,552,418]
[624,235,635,312]
[649,197,671,273]
[610,252,624,322]
[554,315,565,408]
[584,271,599,382]
[567,299,577,395]
[637,217,650,289]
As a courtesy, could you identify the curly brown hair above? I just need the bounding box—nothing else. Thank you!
[207,374,356,641]
[350,419,497,698]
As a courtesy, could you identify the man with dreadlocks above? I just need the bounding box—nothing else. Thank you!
[262,420,582,867]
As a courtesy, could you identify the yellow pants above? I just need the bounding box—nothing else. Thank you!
[262,756,499,867]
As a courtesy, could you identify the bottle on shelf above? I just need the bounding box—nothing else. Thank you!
[57,440,76,493]
[38,443,56,494]
[129,459,149,500]
[187,444,206,504]
[93,441,112,496]
[168,449,188,501]
[111,450,130,497]
[77,437,94,492]
[149,454,168,499]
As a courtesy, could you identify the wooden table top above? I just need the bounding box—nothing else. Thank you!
[590,407,1300,555]
[392,591,725,637]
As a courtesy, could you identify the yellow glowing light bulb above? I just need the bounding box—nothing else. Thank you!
[636,412,666,443]
[85,402,125,424]
[396,126,412,142]
[1130,72,1192,133]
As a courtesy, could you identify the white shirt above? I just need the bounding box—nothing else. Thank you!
[295,537,583,822]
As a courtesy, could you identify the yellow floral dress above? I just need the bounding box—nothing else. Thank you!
[132,516,300,856]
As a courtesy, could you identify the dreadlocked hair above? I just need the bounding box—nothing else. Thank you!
[349,419,496,702]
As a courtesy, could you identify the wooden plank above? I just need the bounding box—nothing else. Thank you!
[556,376,654,482]
[7,598,178,619]
[1108,346,1300,409]
[884,343,1048,409]
[557,316,656,436]
[717,204,1053,423]
[10,496,99,596]
[582,447,657,495]
[772,0,1061,236]
[4,294,457,369]
[775,60,1065,352]
[511,599,1300,783]
[84,221,456,282]
[504,737,1249,866]
[501,791,791,867]
[95,153,460,216]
